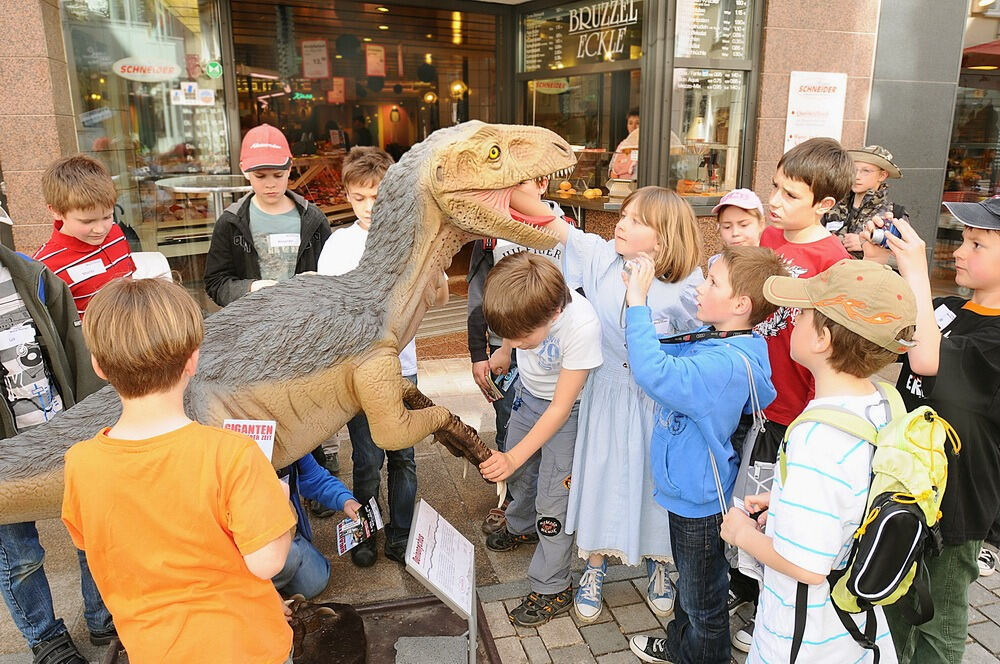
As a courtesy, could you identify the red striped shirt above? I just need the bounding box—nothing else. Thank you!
[33,223,136,316]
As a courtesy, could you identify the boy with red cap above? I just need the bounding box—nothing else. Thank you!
[204,124,330,306]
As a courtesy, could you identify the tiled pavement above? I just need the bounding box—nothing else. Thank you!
[480,562,1000,663]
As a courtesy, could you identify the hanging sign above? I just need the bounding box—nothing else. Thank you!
[366,44,386,77]
[328,77,346,104]
[784,71,848,151]
[523,0,643,72]
[112,57,181,82]
[301,39,330,79]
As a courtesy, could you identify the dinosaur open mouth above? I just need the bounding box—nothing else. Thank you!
[462,164,577,236]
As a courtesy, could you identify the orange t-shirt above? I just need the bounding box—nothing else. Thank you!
[62,422,296,664]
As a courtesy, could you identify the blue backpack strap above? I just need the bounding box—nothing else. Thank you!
[14,252,45,304]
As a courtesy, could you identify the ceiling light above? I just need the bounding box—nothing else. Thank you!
[363,37,373,42]
[970,65,998,70]
[426,33,433,39]
[378,24,389,30]
[377,6,389,11]
[423,91,438,104]
[335,54,343,59]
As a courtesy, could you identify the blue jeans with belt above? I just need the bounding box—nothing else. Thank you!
[0,521,113,648]
[348,374,418,548]
[272,531,331,599]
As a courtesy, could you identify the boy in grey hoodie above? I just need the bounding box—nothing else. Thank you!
[624,246,786,664]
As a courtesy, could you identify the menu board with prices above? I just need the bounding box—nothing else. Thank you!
[675,0,751,60]
[522,0,643,73]
[674,69,743,93]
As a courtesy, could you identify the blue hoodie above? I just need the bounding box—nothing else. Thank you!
[625,306,776,518]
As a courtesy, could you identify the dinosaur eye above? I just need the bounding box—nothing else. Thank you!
[488,145,501,161]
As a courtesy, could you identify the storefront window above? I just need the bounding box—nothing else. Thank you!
[521,1,643,72]
[61,0,231,307]
[669,68,747,197]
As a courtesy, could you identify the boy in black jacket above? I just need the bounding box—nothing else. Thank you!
[0,245,112,664]
[204,124,330,306]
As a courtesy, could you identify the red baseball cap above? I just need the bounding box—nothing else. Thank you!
[240,124,292,172]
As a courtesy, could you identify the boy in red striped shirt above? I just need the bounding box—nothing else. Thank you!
[33,155,135,316]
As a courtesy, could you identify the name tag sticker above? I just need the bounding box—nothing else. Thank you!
[1,325,35,349]
[66,259,107,283]
[268,233,300,250]
[934,304,957,330]
[825,220,845,232]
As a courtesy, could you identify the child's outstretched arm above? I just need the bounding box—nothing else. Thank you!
[879,217,940,375]
[510,189,572,245]
[479,367,589,482]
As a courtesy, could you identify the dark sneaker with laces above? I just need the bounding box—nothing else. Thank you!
[486,526,538,552]
[508,588,572,627]
[384,540,407,565]
[630,635,674,663]
[89,624,117,646]
[727,588,750,615]
[31,632,86,664]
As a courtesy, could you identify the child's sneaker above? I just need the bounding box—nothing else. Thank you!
[979,547,997,577]
[629,635,674,663]
[508,588,572,627]
[731,617,754,653]
[574,559,607,622]
[644,559,675,617]
[727,588,750,615]
[485,526,539,552]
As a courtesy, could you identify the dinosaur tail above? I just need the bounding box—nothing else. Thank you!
[0,384,121,524]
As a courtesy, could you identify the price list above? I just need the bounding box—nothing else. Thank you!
[523,11,566,73]
[675,0,750,60]
[675,68,743,91]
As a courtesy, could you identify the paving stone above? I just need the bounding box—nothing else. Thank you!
[493,637,528,664]
[970,606,989,625]
[537,616,583,649]
[977,600,1000,626]
[549,644,598,664]
[604,581,642,607]
[970,582,1000,608]
[596,652,641,663]
[521,636,552,664]
[580,622,628,656]
[979,573,1000,591]
[963,641,1000,663]
[609,603,660,633]
[514,623,539,638]
[484,601,515,638]
[970,621,1000,654]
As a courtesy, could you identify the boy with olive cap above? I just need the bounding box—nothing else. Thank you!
[822,145,907,262]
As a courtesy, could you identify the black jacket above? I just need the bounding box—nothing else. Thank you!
[0,245,104,438]
[203,190,331,306]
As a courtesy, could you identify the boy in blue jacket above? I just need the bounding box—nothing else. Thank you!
[273,454,361,599]
[624,245,786,664]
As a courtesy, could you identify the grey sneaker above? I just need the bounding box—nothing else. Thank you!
[732,617,754,653]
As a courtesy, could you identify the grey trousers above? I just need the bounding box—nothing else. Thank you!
[504,386,580,595]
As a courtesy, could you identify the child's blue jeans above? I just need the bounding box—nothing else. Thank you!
[665,511,731,664]
[0,521,113,648]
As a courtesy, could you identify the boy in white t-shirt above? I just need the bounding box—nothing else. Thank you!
[479,252,603,627]
[721,260,916,663]
[317,147,447,568]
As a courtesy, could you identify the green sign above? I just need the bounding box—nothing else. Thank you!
[205,61,223,79]
[292,92,314,100]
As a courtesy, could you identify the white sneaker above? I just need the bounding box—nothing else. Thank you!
[645,559,675,617]
[574,560,606,622]
[731,617,754,653]
[979,547,997,577]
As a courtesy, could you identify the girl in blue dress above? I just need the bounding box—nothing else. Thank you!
[532,187,703,623]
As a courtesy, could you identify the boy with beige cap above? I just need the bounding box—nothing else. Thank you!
[722,259,916,663]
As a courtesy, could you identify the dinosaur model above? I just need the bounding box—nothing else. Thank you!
[0,121,576,524]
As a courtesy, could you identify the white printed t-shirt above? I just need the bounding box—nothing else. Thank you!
[517,290,603,401]
[750,390,897,664]
[317,222,418,376]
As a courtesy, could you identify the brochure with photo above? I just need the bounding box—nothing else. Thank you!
[336,497,384,556]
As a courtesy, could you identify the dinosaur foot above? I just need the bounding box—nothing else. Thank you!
[286,596,366,664]
[433,413,493,468]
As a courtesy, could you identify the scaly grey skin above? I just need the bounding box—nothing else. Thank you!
[0,121,576,524]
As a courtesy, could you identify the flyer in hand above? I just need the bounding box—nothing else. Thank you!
[336,498,384,556]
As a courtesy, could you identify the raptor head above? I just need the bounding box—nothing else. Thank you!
[426,121,576,249]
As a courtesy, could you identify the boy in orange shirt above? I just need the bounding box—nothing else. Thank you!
[61,278,296,663]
